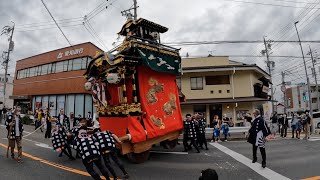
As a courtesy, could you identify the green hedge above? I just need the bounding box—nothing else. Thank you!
[21,116,33,125]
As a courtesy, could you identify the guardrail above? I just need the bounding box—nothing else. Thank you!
[205,127,250,135]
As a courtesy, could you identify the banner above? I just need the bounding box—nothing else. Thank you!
[263,102,272,121]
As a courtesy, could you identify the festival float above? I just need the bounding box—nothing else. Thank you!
[84,18,183,163]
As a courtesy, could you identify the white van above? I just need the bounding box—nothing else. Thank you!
[312,112,320,129]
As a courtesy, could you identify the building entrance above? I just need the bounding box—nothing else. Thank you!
[209,104,222,127]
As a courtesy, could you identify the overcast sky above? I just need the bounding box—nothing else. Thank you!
[0,0,320,101]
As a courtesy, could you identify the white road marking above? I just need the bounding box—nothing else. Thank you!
[35,143,53,149]
[150,151,188,155]
[210,143,291,180]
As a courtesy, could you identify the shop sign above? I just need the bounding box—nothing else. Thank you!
[57,48,84,59]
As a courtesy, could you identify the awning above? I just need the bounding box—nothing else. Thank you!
[9,95,31,100]
[180,97,269,105]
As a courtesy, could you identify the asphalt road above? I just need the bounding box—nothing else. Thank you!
[0,124,319,180]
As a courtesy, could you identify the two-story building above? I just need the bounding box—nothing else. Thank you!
[11,42,102,116]
[286,84,319,114]
[179,56,271,127]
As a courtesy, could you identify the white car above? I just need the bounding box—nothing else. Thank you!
[312,112,320,129]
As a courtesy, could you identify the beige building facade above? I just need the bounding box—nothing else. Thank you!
[178,56,271,127]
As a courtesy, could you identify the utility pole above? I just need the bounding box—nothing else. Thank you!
[133,0,137,20]
[262,36,275,113]
[281,71,286,114]
[294,21,314,133]
[308,45,320,111]
[121,0,138,20]
[1,22,15,109]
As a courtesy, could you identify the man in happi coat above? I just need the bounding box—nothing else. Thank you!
[247,109,271,168]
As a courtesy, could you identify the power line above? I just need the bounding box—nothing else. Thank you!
[15,17,83,27]
[15,23,82,32]
[224,0,320,8]
[40,0,72,46]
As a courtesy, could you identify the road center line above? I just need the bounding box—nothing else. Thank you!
[210,142,291,180]
[0,142,118,180]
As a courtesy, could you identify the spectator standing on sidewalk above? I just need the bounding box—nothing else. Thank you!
[291,113,299,138]
[7,107,23,162]
[296,116,303,139]
[270,112,278,138]
[211,115,221,142]
[44,108,52,139]
[304,111,311,139]
[281,114,288,138]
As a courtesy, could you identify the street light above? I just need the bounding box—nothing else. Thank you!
[294,21,314,133]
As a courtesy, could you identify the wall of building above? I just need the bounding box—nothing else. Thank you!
[181,56,229,68]
[0,75,14,108]
[15,42,101,70]
[233,71,253,97]
[180,71,232,99]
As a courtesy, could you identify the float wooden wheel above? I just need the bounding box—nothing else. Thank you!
[166,139,178,149]
[127,150,150,164]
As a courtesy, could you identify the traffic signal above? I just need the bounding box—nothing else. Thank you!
[302,92,307,102]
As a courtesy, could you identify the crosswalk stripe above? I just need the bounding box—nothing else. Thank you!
[210,142,291,180]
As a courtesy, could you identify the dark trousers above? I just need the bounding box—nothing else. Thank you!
[59,144,74,159]
[281,125,287,137]
[198,134,208,149]
[102,151,127,178]
[45,122,52,138]
[291,125,295,138]
[183,136,200,152]
[82,158,110,180]
[252,144,266,164]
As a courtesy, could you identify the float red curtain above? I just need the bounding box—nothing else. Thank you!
[138,66,183,139]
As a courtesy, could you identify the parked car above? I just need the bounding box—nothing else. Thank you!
[312,111,320,129]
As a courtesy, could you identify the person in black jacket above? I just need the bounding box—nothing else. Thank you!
[6,107,24,162]
[248,109,271,168]
[183,114,200,153]
[280,114,289,138]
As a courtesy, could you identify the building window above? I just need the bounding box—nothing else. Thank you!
[36,66,42,76]
[85,94,93,116]
[41,64,49,75]
[68,60,73,71]
[87,57,93,67]
[63,61,69,72]
[55,61,64,73]
[75,94,84,117]
[190,77,203,90]
[47,63,52,74]
[29,67,36,77]
[227,90,230,93]
[81,58,87,70]
[205,75,230,85]
[66,94,75,117]
[176,78,181,90]
[219,90,222,93]
[49,95,57,116]
[25,68,30,78]
[51,63,56,73]
[73,58,82,70]
[312,98,317,103]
